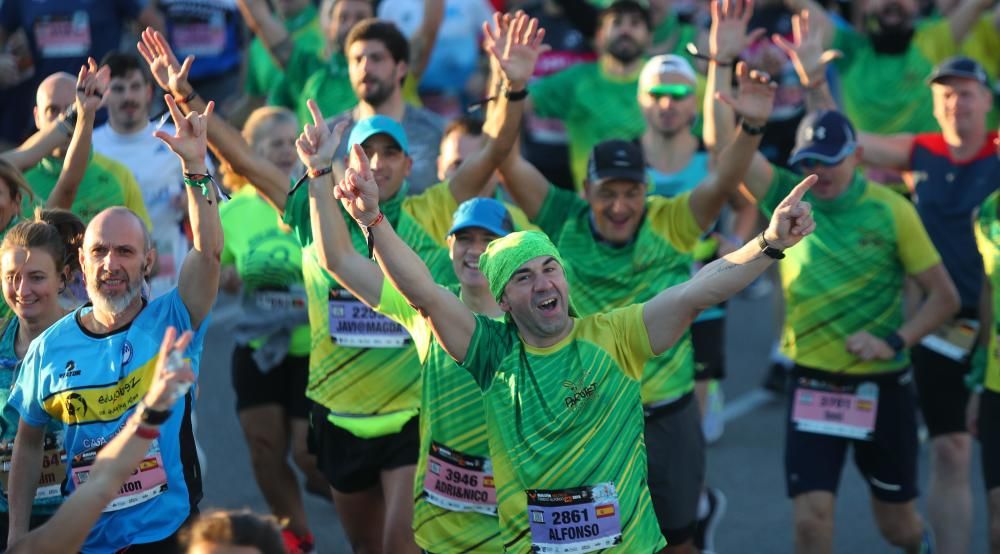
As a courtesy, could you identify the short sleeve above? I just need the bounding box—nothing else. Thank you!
[888,192,942,275]
[9,346,52,428]
[376,279,434,363]
[459,315,510,391]
[914,18,958,65]
[402,182,458,247]
[120,171,152,231]
[534,184,587,239]
[645,192,702,253]
[528,67,576,120]
[281,176,312,247]
[602,304,655,380]
[759,164,800,218]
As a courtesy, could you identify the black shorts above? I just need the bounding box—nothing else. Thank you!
[644,392,705,545]
[309,404,419,493]
[232,344,310,419]
[980,389,1000,491]
[692,317,726,381]
[912,344,971,437]
[785,366,918,503]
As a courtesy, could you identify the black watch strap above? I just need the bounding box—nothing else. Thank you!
[741,120,766,136]
[884,332,905,355]
[757,232,785,259]
[504,88,529,101]
[137,401,172,425]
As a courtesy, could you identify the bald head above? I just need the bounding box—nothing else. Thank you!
[81,207,154,317]
[34,72,76,133]
[85,207,152,254]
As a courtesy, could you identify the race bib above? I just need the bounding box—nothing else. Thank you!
[34,12,91,58]
[423,441,496,516]
[173,14,227,58]
[253,290,307,312]
[328,291,410,348]
[71,440,167,512]
[526,482,623,553]
[0,433,66,502]
[792,381,879,441]
[920,318,979,362]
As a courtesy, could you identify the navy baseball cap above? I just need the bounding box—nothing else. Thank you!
[348,115,409,154]
[587,140,647,185]
[927,56,990,88]
[448,198,514,238]
[789,110,858,167]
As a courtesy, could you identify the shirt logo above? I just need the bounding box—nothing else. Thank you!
[122,342,133,365]
[65,392,90,420]
[563,379,599,409]
[59,360,80,379]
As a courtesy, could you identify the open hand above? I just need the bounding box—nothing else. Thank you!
[145,326,195,412]
[75,58,110,116]
[153,95,214,171]
[709,0,766,64]
[764,174,816,249]
[334,144,382,227]
[771,10,841,88]
[137,27,194,98]
[715,61,777,126]
[484,11,550,90]
[295,99,349,173]
[845,331,897,361]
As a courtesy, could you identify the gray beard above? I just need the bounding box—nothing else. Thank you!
[88,279,144,316]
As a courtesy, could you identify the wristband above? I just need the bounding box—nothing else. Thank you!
[884,332,905,355]
[741,120,766,136]
[175,90,199,104]
[308,166,333,179]
[756,232,784,259]
[135,425,160,440]
[183,172,229,203]
[504,88,529,101]
[685,43,734,66]
[364,212,385,260]
[136,401,171,426]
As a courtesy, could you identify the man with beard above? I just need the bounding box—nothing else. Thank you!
[92,52,195,299]
[6,95,221,552]
[325,18,446,194]
[527,0,652,191]
[793,0,991,134]
[21,72,151,229]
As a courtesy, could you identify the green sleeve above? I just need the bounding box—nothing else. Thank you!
[759,164,800,218]
[459,315,510,391]
[244,40,269,96]
[528,67,577,120]
[887,191,941,275]
[645,192,702,253]
[376,278,434,363]
[281,176,312,247]
[534,184,587,240]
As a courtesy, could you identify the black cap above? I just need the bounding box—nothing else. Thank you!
[587,140,647,185]
[927,56,990,88]
[600,0,652,27]
[789,110,858,167]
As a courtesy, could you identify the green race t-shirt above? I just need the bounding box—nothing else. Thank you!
[529,62,646,190]
[833,19,957,134]
[269,47,357,127]
[245,5,322,98]
[23,153,152,229]
[377,280,501,553]
[762,166,941,373]
[460,304,666,553]
[534,185,702,403]
[974,191,1000,393]
[220,187,310,355]
[282,181,457,437]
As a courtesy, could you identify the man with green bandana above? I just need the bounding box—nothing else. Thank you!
[331,131,817,553]
[500,60,775,551]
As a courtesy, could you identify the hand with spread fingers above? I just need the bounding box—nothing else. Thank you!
[74,58,110,116]
[137,26,195,99]
[764,174,816,250]
[334,145,382,227]
[483,11,550,90]
[771,10,841,88]
[715,61,777,127]
[709,0,767,65]
[295,99,349,174]
[153,96,214,173]
[145,326,196,412]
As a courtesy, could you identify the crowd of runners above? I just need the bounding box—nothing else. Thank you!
[0,0,999,552]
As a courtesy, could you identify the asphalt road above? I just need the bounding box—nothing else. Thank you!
[194,277,989,553]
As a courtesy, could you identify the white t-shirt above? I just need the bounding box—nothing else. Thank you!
[92,121,189,298]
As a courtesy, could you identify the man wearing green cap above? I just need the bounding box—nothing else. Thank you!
[331,127,816,553]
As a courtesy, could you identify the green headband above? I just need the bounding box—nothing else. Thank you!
[478,231,566,302]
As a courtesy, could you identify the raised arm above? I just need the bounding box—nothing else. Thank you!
[0,125,71,171]
[409,0,445,82]
[7,328,195,554]
[949,0,994,44]
[236,0,293,69]
[449,12,548,203]
[153,96,222,329]
[643,175,817,354]
[857,132,915,171]
[336,144,477,363]
[298,100,383,306]
[689,61,774,230]
[48,60,108,211]
[138,28,290,211]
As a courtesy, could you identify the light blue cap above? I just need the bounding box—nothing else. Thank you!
[347,115,409,154]
[448,198,514,238]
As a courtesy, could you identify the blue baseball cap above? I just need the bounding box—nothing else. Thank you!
[447,198,514,238]
[927,56,990,88]
[789,110,858,167]
[347,115,409,154]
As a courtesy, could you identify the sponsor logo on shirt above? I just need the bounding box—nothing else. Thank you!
[58,360,80,379]
[562,379,598,410]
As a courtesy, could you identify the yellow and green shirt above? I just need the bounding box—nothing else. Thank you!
[282,182,457,437]
[378,281,501,553]
[762,166,941,373]
[974,191,1000,393]
[534,185,702,404]
[461,304,666,553]
[245,5,322,99]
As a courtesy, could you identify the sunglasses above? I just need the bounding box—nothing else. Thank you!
[648,83,695,100]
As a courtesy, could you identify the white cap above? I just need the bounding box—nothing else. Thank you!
[639,54,697,91]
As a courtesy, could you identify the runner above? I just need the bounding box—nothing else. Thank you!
[332,132,816,553]
[497,56,775,552]
[218,106,324,554]
[6,94,221,551]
